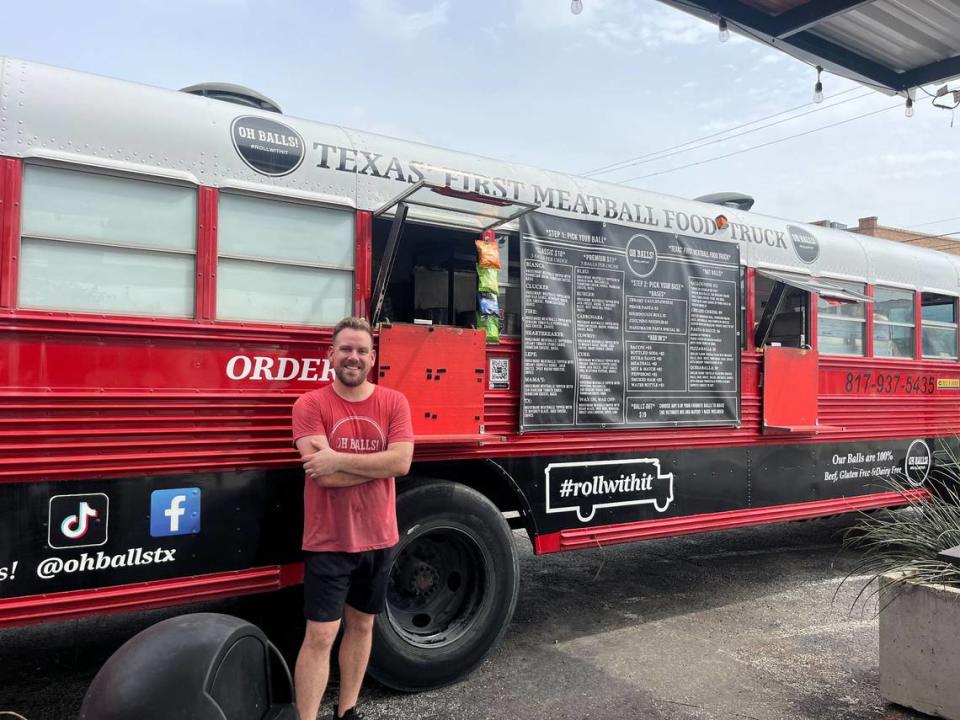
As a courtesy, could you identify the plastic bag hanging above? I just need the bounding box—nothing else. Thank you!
[477,265,499,295]
[477,313,500,344]
[475,230,501,269]
[478,292,500,317]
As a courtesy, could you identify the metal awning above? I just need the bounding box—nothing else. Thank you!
[754,269,872,347]
[758,269,873,303]
[374,180,538,232]
[657,0,960,93]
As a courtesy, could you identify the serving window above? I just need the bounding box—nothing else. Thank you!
[754,272,810,348]
[370,181,535,334]
[753,270,871,351]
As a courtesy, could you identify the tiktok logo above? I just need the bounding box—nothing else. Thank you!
[61,501,99,539]
[48,494,110,549]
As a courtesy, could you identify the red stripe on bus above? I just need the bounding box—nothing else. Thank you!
[0,562,304,627]
[0,157,22,309]
[533,489,926,554]
[196,186,219,321]
[355,210,373,318]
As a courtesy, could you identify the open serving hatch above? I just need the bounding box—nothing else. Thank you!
[754,269,872,349]
[756,270,871,435]
[372,182,538,443]
[371,181,538,326]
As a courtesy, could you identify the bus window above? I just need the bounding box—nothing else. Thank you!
[754,273,808,348]
[817,280,866,356]
[373,219,483,329]
[921,292,958,359]
[19,164,196,317]
[874,287,915,358]
[217,193,354,325]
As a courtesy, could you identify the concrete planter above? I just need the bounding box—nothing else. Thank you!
[880,573,960,718]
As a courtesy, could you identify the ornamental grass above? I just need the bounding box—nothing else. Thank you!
[842,442,960,604]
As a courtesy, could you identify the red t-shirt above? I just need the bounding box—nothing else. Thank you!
[292,385,414,553]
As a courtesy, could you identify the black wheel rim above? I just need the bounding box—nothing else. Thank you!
[385,525,488,648]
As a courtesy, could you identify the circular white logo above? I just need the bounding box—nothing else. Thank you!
[904,439,932,486]
[625,234,658,278]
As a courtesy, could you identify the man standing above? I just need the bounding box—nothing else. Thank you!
[292,316,414,720]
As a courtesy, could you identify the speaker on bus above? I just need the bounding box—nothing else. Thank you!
[78,613,298,720]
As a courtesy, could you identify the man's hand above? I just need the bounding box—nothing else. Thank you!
[302,440,342,479]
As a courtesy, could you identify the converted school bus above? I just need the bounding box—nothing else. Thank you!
[1,57,958,690]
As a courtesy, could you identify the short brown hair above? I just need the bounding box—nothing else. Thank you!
[332,316,373,344]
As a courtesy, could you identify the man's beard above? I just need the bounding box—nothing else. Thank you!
[335,362,367,387]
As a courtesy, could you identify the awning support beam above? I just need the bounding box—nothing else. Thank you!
[901,53,960,91]
[771,0,876,38]
[370,202,408,327]
[754,280,788,348]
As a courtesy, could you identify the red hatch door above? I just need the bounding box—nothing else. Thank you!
[762,346,836,434]
[376,323,486,441]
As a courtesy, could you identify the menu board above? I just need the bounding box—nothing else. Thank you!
[520,213,740,431]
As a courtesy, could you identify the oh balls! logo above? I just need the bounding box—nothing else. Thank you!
[231,116,305,176]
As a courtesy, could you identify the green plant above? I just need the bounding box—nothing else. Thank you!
[842,447,960,601]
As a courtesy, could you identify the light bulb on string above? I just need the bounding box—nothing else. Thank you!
[718,17,730,42]
[571,0,583,15]
[813,66,824,104]
[905,96,915,117]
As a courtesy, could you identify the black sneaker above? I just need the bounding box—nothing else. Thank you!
[334,707,365,720]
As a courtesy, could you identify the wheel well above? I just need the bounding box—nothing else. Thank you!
[400,460,536,544]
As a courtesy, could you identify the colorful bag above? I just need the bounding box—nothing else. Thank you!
[477,265,499,295]
[475,236,501,269]
[477,313,500,344]
[478,292,500,317]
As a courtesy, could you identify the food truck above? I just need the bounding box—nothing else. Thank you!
[0,57,955,689]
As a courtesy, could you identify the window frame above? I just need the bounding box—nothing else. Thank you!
[215,189,356,327]
[815,277,868,357]
[871,285,917,360]
[17,161,198,319]
[920,291,959,360]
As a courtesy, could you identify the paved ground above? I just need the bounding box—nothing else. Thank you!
[0,516,929,720]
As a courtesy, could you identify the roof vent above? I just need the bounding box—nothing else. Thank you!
[695,192,755,211]
[179,82,282,114]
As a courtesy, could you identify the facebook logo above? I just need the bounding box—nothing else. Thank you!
[150,488,201,537]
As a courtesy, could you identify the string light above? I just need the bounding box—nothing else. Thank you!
[718,17,729,42]
[570,0,583,14]
[905,95,915,118]
[813,66,824,104]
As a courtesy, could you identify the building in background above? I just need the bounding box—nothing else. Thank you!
[812,217,960,256]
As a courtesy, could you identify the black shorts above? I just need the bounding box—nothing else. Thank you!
[303,548,394,622]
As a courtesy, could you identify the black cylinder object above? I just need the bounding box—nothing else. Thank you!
[79,612,299,720]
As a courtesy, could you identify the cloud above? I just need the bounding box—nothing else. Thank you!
[356,0,448,39]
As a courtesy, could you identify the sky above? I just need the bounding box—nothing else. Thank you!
[3,0,959,239]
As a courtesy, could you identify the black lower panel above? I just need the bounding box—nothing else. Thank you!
[498,436,942,535]
[0,469,304,598]
[0,436,943,599]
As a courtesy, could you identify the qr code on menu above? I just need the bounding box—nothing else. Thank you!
[489,358,509,389]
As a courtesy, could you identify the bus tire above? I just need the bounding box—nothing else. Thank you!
[368,480,520,691]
